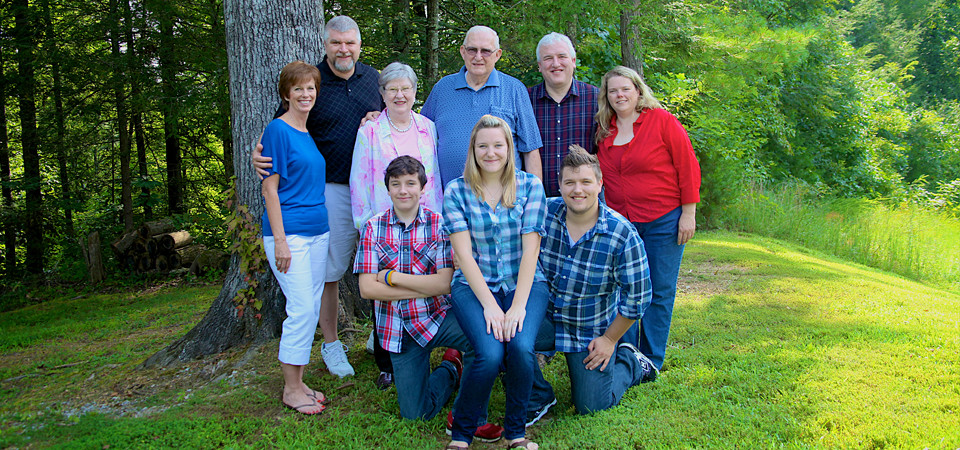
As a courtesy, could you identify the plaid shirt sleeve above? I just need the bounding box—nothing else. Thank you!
[442,180,470,235]
[519,173,547,236]
[616,227,652,319]
[353,220,380,274]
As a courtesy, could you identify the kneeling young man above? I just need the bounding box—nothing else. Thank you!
[353,156,470,421]
[526,146,658,423]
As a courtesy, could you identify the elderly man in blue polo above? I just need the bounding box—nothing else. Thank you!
[420,25,544,188]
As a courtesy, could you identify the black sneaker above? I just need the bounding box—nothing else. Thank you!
[618,342,659,383]
[525,397,557,427]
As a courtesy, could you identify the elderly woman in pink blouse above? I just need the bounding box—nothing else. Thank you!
[350,62,442,229]
[349,62,443,389]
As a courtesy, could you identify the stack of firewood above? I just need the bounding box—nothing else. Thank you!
[111,220,206,273]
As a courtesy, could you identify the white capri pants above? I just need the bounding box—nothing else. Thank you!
[264,233,329,365]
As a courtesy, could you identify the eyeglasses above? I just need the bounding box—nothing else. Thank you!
[384,86,414,96]
[464,47,496,58]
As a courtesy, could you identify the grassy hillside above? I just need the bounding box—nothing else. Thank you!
[1,231,956,448]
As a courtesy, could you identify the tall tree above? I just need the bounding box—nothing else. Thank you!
[109,0,134,231]
[13,0,43,274]
[620,0,643,76]
[149,0,184,215]
[144,0,325,367]
[0,48,14,275]
[43,0,74,239]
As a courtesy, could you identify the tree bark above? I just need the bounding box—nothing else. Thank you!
[619,0,644,77]
[126,0,152,221]
[425,0,440,88]
[110,0,134,232]
[44,0,74,239]
[153,1,184,215]
[0,48,15,275]
[81,232,105,283]
[13,0,44,274]
[143,0,326,368]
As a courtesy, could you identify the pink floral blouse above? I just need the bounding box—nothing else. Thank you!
[349,110,443,229]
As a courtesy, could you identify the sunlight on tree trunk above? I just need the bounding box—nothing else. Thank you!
[619,0,643,77]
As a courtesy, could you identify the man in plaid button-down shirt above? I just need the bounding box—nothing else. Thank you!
[353,157,475,422]
[525,147,659,424]
[528,33,599,198]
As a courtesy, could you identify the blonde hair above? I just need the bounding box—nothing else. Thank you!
[463,115,517,208]
[595,66,662,144]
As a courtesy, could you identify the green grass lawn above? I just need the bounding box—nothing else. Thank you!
[0,231,957,449]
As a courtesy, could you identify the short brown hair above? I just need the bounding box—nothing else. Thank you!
[560,145,602,182]
[278,61,322,109]
[384,156,427,188]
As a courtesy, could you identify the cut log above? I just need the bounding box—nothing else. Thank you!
[146,237,159,257]
[189,249,229,277]
[158,231,193,252]
[136,253,154,272]
[80,232,106,283]
[139,219,176,239]
[156,254,171,272]
[176,244,206,267]
[110,230,139,257]
[167,252,181,269]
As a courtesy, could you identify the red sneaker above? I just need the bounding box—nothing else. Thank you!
[442,349,463,384]
[446,410,503,443]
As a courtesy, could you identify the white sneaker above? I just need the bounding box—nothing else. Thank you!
[321,340,355,378]
[365,331,375,354]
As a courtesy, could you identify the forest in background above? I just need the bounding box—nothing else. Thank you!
[0,0,958,297]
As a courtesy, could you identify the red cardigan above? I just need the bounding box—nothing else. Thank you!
[597,108,701,223]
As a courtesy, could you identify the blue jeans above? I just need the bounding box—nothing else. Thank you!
[389,316,472,421]
[529,313,642,415]
[449,281,549,442]
[633,206,685,369]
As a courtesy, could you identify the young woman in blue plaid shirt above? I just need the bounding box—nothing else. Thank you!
[443,115,548,450]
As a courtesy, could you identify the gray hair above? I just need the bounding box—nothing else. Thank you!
[463,25,500,50]
[378,62,418,92]
[324,15,361,43]
[536,32,576,62]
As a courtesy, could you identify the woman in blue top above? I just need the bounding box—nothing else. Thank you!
[443,115,548,450]
[261,61,330,416]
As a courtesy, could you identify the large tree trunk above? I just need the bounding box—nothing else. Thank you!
[0,49,15,275]
[44,0,74,240]
[619,0,643,77]
[143,0,326,368]
[110,0,134,232]
[126,0,152,221]
[14,0,44,274]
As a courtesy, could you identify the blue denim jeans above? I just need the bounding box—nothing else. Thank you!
[449,281,549,442]
[529,313,642,415]
[633,206,685,369]
[389,316,472,421]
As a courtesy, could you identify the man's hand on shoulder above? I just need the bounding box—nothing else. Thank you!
[252,142,273,179]
[359,110,381,127]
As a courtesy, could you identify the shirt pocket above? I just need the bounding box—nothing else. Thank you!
[376,242,401,270]
[508,195,527,222]
[490,106,518,132]
[410,240,437,274]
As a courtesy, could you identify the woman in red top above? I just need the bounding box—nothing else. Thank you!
[595,65,701,371]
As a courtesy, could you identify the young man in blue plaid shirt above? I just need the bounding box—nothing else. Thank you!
[525,146,659,425]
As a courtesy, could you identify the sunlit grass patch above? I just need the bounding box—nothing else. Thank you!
[1,234,957,448]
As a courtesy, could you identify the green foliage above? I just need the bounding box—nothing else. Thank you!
[222,177,265,320]
[721,179,960,288]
